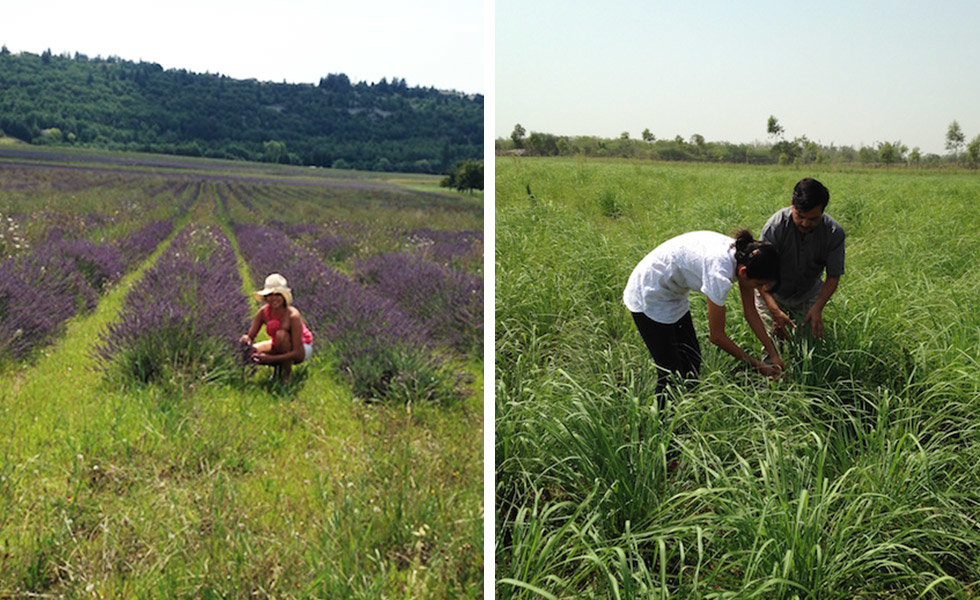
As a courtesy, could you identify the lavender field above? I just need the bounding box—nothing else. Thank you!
[0,150,483,597]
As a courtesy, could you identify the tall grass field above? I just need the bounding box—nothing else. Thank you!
[496,158,980,599]
[0,149,483,597]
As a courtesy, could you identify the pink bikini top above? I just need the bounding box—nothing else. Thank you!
[264,305,313,344]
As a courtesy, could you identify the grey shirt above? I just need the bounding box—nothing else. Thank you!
[762,207,845,305]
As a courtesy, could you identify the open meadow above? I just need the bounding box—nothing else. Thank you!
[0,148,484,597]
[496,158,980,598]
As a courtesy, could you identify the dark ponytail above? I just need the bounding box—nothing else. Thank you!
[731,229,780,281]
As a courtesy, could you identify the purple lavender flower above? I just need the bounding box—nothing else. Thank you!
[114,220,174,269]
[0,254,81,358]
[402,228,483,271]
[0,238,103,360]
[95,224,250,384]
[353,252,482,354]
[44,234,125,293]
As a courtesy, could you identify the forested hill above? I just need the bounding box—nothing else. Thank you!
[0,48,482,173]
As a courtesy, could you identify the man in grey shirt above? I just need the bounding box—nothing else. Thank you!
[755,177,844,340]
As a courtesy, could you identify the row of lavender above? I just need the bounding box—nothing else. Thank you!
[234,223,473,402]
[95,224,249,386]
[0,220,174,361]
[400,227,483,273]
[273,220,483,274]
[353,252,482,355]
[269,221,483,354]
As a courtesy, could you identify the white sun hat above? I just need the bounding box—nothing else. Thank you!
[253,273,293,305]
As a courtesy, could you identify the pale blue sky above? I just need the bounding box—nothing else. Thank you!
[495,0,979,155]
[2,0,485,93]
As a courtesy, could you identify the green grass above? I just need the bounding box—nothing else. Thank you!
[496,158,980,599]
[0,154,483,597]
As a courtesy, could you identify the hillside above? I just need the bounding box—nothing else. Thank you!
[0,48,482,173]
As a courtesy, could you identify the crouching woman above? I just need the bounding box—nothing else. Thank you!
[623,230,783,400]
[240,273,313,383]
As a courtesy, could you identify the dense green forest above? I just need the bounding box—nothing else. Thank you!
[0,47,482,173]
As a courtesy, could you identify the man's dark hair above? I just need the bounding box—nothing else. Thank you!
[792,177,830,212]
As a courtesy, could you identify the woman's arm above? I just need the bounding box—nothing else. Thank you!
[240,309,264,344]
[739,282,783,372]
[706,297,780,377]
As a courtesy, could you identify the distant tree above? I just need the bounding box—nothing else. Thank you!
[263,140,286,163]
[858,145,877,164]
[319,73,352,93]
[909,147,921,166]
[0,116,34,141]
[799,137,820,164]
[441,160,483,193]
[772,139,798,164]
[767,115,784,141]
[460,160,484,192]
[896,141,908,163]
[838,145,858,163]
[176,141,202,157]
[511,123,526,148]
[946,120,965,158]
[37,128,63,144]
[878,141,897,164]
[967,134,980,165]
[614,134,635,158]
[690,133,705,148]
[526,132,560,156]
[641,128,655,142]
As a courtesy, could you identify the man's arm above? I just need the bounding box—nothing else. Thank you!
[802,275,840,340]
[758,287,796,339]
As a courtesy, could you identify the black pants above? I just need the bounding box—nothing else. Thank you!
[631,311,702,398]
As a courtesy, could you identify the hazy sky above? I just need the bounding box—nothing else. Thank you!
[495,0,980,155]
[2,0,485,93]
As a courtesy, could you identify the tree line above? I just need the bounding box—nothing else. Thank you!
[499,117,980,167]
[0,48,482,174]
[440,160,484,193]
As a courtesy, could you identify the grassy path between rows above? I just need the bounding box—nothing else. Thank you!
[1,191,483,596]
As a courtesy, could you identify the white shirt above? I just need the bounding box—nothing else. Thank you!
[623,231,737,324]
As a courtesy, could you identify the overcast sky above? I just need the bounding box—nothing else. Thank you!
[2,0,485,93]
[495,0,980,155]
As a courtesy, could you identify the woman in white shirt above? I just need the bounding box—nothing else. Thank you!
[623,229,783,397]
